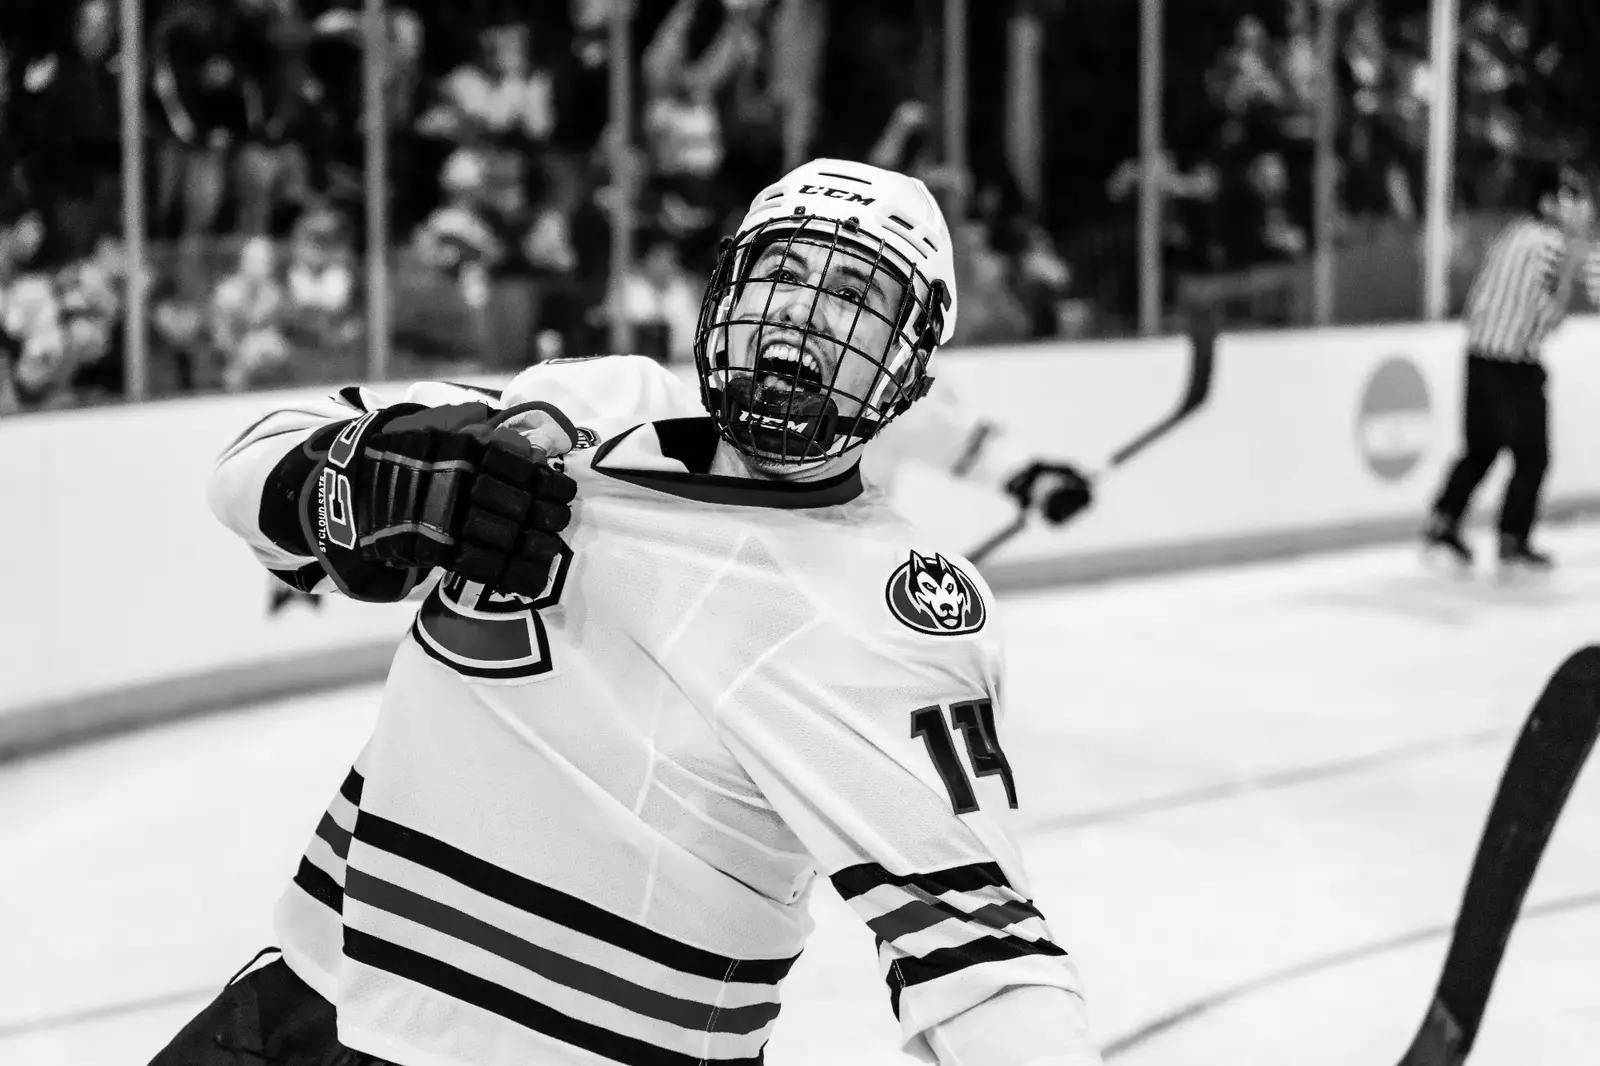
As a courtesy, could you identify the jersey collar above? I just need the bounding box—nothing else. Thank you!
[590,418,864,509]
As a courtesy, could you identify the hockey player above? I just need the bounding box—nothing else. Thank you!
[158,159,1100,1066]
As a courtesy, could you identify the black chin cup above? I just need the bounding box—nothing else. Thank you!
[716,376,841,462]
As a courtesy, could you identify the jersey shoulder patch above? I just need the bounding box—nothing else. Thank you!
[884,549,987,637]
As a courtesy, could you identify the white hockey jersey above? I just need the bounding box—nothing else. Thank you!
[207,356,1091,1066]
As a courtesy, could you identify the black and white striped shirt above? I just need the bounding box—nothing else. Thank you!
[1464,217,1600,363]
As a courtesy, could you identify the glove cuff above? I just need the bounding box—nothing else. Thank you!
[296,405,430,602]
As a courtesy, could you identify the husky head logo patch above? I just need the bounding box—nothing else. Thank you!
[886,551,986,636]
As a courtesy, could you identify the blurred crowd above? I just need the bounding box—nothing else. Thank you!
[1079,0,1574,328]
[0,0,1585,412]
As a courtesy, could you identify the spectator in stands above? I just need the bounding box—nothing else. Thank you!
[9,0,122,265]
[1,264,67,410]
[305,2,426,223]
[613,228,701,364]
[393,148,508,362]
[641,0,765,266]
[1206,16,1286,130]
[419,19,556,151]
[151,280,211,394]
[230,0,314,236]
[283,205,360,357]
[54,234,125,400]
[151,0,301,241]
[210,236,291,391]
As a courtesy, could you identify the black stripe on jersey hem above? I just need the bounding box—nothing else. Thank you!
[877,936,907,1020]
[344,870,781,1035]
[294,856,344,915]
[830,860,1015,901]
[339,768,365,805]
[344,930,767,1066]
[338,385,369,411]
[316,813,352,861]
[866,894,1044,943]
[353,813,800,984]
[887,933,1068,996]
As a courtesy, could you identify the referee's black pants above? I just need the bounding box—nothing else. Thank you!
[1431,353,1549,541]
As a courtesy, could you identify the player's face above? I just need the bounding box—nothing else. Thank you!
[725,235,909,422]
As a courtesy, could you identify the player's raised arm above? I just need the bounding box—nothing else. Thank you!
[713,615,1101,1066]
[206,382,575,603]
[868,381,1094,527]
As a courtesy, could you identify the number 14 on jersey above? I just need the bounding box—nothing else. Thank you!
[911,699,1019,814]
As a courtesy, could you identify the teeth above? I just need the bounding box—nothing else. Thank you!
[760,343,823,380]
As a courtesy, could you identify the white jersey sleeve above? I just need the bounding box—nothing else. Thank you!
[499,353,703,426]
[706,568,1096,1065]
[207,356,699,599]
[864,383,1035,497]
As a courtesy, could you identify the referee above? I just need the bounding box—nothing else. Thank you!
[1423,164,1597,574]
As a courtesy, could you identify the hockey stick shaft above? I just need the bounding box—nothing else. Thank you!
[968,325,1217,566]
[1395,645,1600,1066]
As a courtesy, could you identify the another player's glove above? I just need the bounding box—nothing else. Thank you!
[295,401,578,600]
[1004,460,1094,525]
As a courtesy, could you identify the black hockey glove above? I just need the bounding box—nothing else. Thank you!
[303,401,577,600]
[1004,460,1094,525]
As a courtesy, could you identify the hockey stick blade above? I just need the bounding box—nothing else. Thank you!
[1394,645,1600,1066]
[968,329,1216,566]
[1108,328,1216,467]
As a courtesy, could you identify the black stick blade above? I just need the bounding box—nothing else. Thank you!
[1396,645,1600,1066]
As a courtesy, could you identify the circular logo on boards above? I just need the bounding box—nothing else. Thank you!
[1356,356,1431,482]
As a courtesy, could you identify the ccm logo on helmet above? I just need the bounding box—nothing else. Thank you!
[798,183,876,206]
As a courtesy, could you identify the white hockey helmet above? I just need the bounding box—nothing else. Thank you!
[694,158,958,468]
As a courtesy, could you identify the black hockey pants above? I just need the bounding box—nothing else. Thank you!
[146,950,395,1066]
[1431,354,1550,541]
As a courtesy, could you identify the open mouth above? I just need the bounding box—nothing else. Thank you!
[755,343,827,393]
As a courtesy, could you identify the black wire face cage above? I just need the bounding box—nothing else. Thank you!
[693,212,950,468]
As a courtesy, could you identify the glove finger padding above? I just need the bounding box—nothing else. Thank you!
[360,409,491,568]
[353,405,578,599]
[448,427,578,598]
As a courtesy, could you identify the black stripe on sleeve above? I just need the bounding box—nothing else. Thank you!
[882,934,1068,1012]
[830,860,1015,902]
[339,767,365,805]
[338,385,370,411]
[343,931,764,1066]
[293,856,344,915]
[864,893,1045,943]
[353,813,800,984]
